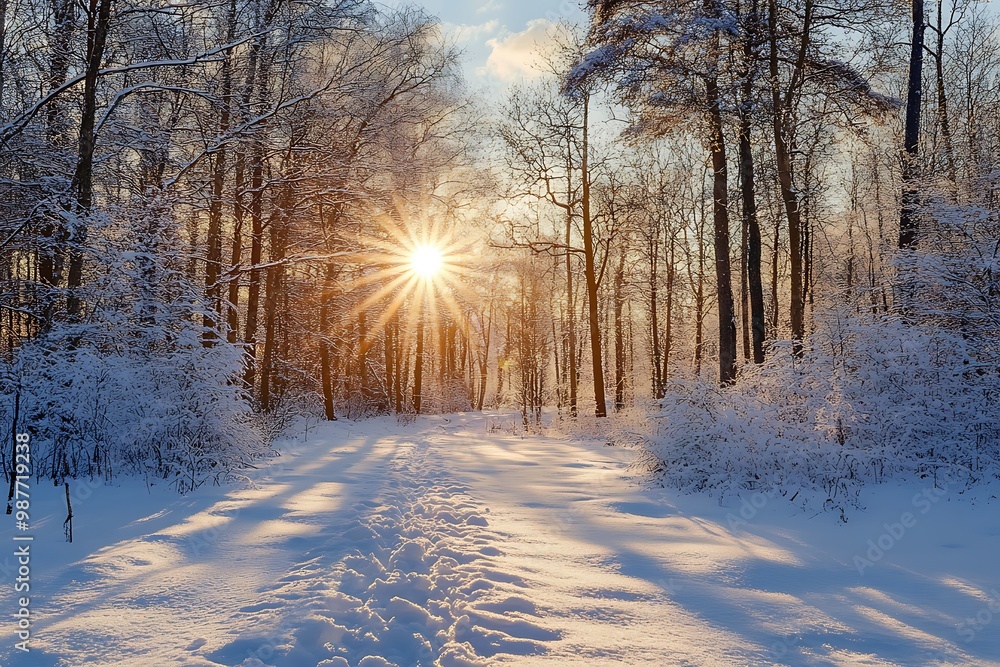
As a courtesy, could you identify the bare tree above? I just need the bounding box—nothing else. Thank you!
[498,73,610,417]
[569,0,740,385]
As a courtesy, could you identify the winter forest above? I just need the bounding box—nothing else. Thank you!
[0,0,999,665]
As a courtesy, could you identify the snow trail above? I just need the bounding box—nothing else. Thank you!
[207,437,557,666]
[0,412,998,666]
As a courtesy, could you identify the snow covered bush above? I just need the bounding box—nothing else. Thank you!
[649,200,1000,510]
[0,203,265,491]
[652,317,998,507]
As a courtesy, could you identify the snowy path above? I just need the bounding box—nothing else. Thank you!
[0,412,998,666]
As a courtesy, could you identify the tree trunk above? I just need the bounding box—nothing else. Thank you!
[205,0,238,345]
[258,212,286,412]
[770,217,780,331]
[613,250,626,411]
[477,353,488,411]
[227,151,245,344]
[934,0,956,184]
[39,0,75,317]
[739,113,766,364]
[740,188,750,361]
[476,302,491,411]
[649,234,662,398]
[357,309,368,403]
[704,71,738,385]
[662,234,674,387]
[694,260,704,377]
[413,316,424,414]
[768,0,811,350]
[565,208,578,416]
[394,311,403,413]
[319,261,337,420]
[553,315,563,409]
[740,3,766,365]
[581,95,607,416]
[242,141,264,393]
[240,0,280,392]
[67,0,113,321]
[900,0,925,250]
[384,321,393,412]
[203,134,228,344]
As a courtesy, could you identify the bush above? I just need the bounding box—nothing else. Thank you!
[0,204,265,492]
[649,199,1000,511]
[651,315,999,509]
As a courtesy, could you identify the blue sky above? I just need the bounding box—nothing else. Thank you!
[389,1,1000,91]
[382,0,587,87]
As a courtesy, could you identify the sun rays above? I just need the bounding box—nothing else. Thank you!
[342,210,478,337]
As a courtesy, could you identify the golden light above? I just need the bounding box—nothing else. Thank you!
[340,206,480,339]
[410,244,444,278]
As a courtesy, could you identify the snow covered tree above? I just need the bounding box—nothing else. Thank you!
[568,0,741,385]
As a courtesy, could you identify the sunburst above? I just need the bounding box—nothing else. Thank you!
[410,244,444,279]
[341,209,478,337]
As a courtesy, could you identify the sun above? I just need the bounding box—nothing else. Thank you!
[342,211,477,338]
[410,244,444,278]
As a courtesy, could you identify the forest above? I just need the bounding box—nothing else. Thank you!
[0,0,997,506]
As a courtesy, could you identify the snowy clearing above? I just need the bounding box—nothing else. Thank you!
[1,412,998,666]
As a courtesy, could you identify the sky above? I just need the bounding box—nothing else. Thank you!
[381,0,587,89]
[382,0,1000,92]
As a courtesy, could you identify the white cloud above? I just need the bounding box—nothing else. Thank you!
[442,19,500,44]
[481,19,560,82]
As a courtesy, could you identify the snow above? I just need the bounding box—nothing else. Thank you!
[0,412,998,666]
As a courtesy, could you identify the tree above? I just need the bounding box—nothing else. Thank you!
[900,0,925,250]
[498,70,610,417]
[569,0,739,385]
[738,0,767,365]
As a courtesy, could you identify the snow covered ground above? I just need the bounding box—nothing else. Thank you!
[0,412,998,666]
